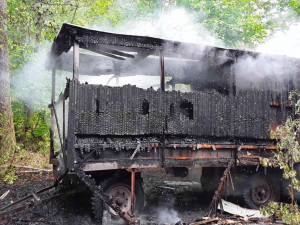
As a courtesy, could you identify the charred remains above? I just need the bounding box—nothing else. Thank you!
[44,23,300,223]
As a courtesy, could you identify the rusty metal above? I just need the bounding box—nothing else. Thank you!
[131,169,136,214]
[76,169,140,225]
[165,143,277,150]
[270,101,281,107]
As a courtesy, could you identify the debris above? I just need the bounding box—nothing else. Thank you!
[157,185,176,190]
[218,199,268,218]
[206,158,235,217]
[223,219,238,224]
[0,191,10,201]
[0,165,51,172]
[189,217,218,225]
[130,142,141,160]
[175,221,184,225]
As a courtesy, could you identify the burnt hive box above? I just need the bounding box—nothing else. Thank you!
[48,23,300,169]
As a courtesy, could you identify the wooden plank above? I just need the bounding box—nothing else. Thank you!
[159,50,165,91]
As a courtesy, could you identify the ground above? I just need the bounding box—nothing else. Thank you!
[0,169,209,225]
[0,169,280,225]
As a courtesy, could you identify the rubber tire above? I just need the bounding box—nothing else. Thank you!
[243,174,280,209]
[92,193,104,224]
[92,177,145,223]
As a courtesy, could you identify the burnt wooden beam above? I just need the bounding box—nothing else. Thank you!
[87,48,126,60]
[159,50,165,91]
[49,51,114,75]
[73,42,79,80]
[80,42,129,60]
[51,23,300,67]
[99,46,135,58]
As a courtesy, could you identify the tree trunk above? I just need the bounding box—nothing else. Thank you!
[0,0,16,161]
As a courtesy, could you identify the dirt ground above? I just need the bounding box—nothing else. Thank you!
[0,170,279,225]
[0,170,210,225]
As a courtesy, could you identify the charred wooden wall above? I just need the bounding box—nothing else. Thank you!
[71,81,291,141]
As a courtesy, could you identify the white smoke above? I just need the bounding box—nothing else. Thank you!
[233,22,300,89]
[11,43,72,108]
[85,8,223,88]
[256,23,300,58]
[93,7,222,46]
[11,45,51,107]
[157,206,181,224]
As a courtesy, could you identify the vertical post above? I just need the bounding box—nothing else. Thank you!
[62,100,67,167]
[50,68,56,159]
[172,84,175,91]
[159,50,165,92]
[115,75,120,86]
[159,50,166,167]
[73,42,79,80]
[63,100,65,146]
[131,169,136,214]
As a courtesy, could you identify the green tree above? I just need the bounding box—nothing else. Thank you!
[262,92,300,225]
[0,0,16,183]
[6,0,78,153]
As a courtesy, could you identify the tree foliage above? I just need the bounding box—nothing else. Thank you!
[262,92,300,225]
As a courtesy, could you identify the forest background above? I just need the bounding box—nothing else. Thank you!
[0,0,300,183]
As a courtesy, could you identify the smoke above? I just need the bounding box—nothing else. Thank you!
[94,7,222,47]
[156,196,181,224]
[157,206,180,224]
[256,23,300,59]
[83,7,223,89]
[11,42,73,108]
[233,23,300,90]
[102,210,123,225]
[11,45,52,108]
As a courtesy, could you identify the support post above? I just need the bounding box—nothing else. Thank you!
[62,100,67,167]
[159,50,165,92]
[172,84,175,91]
[50,68,56,159]
[131,169,136,214]
[159,50,166,167]
[73,42,79,80]
[115,75,120,86]
[63,101,65,145]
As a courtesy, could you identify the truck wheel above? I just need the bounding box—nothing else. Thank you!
[92,177,145,222]
[243,174,279,209]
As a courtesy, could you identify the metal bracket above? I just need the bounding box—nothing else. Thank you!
[130,143,141,160]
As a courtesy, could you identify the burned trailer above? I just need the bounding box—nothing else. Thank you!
[47,23,300,221]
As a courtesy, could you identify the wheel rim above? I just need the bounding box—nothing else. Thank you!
[250,178,273,206]
[107,185,132,216]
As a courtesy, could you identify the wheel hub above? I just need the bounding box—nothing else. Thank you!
[108,185,132,216]
[251,179,273,206]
